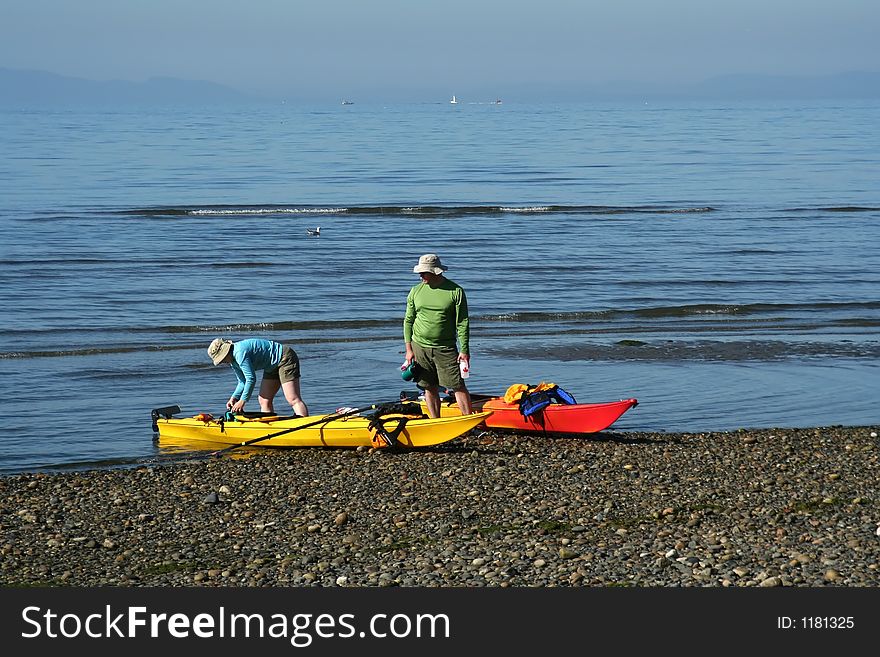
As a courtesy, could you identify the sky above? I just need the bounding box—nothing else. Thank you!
[1,0,879,101]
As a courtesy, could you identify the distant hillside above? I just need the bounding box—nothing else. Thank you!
[501,71,880,102]
[2,67,879,104]
[689,71,880,100]
[0,68,253,105]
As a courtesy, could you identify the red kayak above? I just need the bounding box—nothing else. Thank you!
[405,392,638,434]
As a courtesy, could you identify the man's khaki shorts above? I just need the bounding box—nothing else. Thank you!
[412,342,465,391]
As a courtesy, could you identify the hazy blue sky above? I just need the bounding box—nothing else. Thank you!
[2,0,878,100]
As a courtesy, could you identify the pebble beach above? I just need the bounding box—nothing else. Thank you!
[1,425,878,587]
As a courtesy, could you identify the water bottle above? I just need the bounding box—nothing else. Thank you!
[459,360,470,379]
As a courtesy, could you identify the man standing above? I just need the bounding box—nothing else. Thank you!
[403,253,473,417]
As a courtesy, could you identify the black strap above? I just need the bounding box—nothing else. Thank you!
[366,402,426,448]
[370,416,411,448]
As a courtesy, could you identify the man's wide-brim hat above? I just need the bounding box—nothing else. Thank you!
[208,338,233,365]
[413,253,448,275]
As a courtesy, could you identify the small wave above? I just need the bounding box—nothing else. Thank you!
[189,207,347,216]
[486,339,880,363]
[728,248,784,255]
[2,302,877,343]
[0,333,399,360]
[117,203,717,219]
[0,344,193,359]
[822,206,880,213]
[476,302,880,324]
[630,301,880,319]
[479,310,613,323]
[0,318,401,339]
[7,455,163,476]
[0,257,111,266]
[633,304,749,318]
[160,318,399,333]
[209,262,280,269]
[667,207,715,213]
[121,206,348,217]
[786,206,880,214]
[499,206,552,213]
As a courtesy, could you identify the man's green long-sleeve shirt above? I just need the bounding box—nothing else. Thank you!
[403,278,469,354]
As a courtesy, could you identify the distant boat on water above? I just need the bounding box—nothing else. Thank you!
[342,100,354,105]
[450,95,458,104]
[492,99,502,105]
[306,227,321,236]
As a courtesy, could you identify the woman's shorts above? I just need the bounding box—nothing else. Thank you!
[264,346,301,383]
[412,342,465,390]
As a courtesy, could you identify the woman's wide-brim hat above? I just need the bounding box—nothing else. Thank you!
[207,338,233,365]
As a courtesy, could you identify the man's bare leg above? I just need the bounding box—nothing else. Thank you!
[454,388,473,415]
[423,386,441,418]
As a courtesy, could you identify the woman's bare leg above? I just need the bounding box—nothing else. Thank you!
[281,378,309,416]
[258,377,281,413]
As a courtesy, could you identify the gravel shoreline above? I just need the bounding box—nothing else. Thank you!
[2,426,878,587]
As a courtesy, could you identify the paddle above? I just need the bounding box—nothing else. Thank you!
[210,402,381,456]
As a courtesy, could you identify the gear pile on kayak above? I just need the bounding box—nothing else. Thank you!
[151,401,492,450]
[401,382,638,435]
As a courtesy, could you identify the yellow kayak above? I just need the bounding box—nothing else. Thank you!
[151,403,491,449]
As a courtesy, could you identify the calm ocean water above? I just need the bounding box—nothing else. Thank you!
[1,99,878,474]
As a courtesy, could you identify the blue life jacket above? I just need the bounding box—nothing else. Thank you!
[518,384,577,417]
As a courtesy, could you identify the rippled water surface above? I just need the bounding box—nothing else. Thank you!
[1,100,878,473]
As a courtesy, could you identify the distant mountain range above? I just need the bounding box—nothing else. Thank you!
[505,71,880,102]
[0,68,252,105]
[1,67,879,105]
[668,71,880,100]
